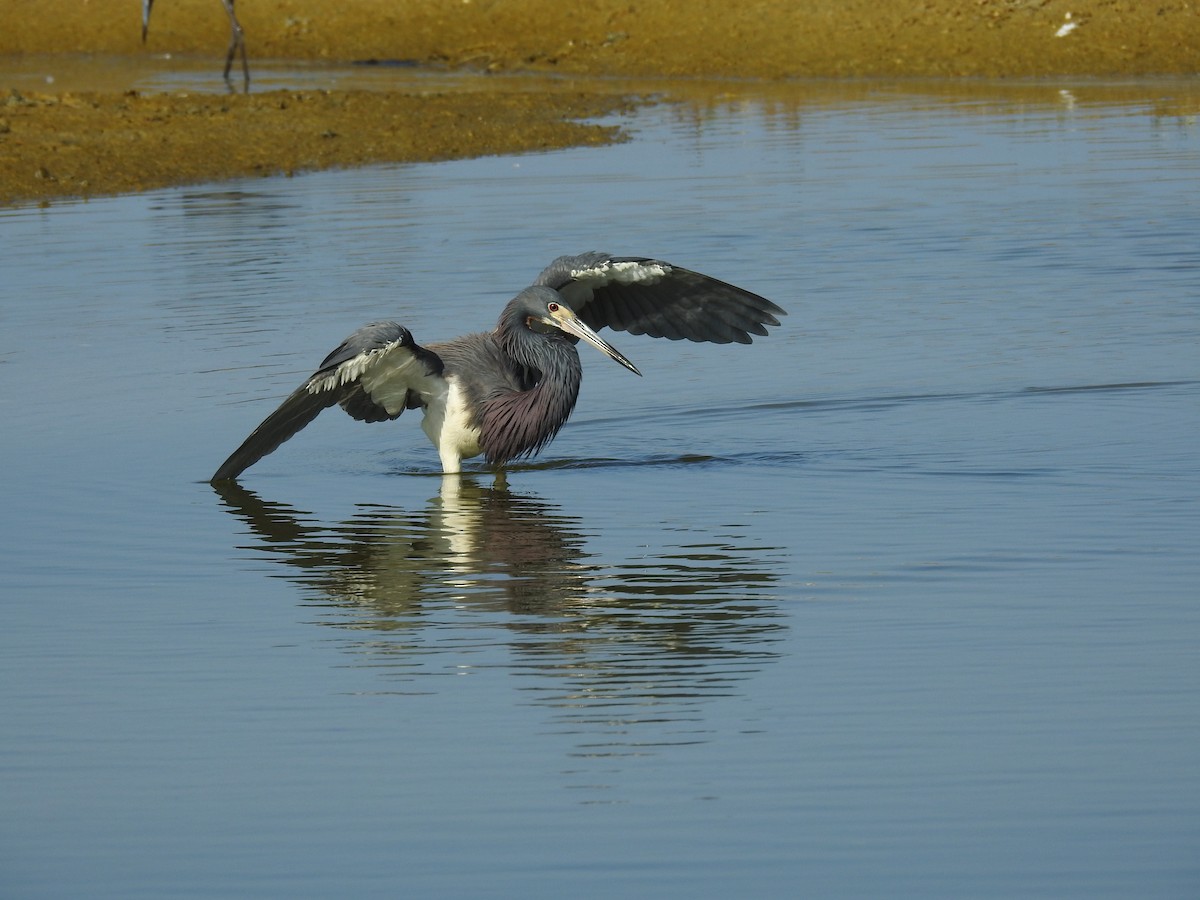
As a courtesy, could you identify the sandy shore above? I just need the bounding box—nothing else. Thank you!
[2,0,1197,205]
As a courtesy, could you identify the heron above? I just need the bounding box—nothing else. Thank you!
[211,252,785,482]
[141,0,251,92]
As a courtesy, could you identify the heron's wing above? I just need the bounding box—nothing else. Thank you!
[211,322,444,482]
[534,252,786,344]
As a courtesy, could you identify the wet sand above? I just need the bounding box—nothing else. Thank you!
[2,0,1197,205]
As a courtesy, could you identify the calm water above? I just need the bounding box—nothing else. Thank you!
[2,75,1199,898]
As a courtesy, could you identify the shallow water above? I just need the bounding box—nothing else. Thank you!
[3,76,1199,898]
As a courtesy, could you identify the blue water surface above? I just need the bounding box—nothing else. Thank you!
[2,74,1198,898]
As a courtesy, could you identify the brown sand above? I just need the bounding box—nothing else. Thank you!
[2,0,1198,205]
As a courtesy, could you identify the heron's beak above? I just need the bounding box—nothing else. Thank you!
[547,307,642,376]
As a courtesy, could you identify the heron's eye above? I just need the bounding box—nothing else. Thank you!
[547,303,560,313]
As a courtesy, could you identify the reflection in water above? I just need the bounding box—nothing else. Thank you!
[214,477,785,754]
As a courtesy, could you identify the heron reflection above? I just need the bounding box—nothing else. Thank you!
[213,476,785,742]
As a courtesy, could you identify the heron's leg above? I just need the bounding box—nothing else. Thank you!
[221,0,250,92]
[437,445,464,475]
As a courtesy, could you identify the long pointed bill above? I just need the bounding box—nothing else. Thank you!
[551,309,642,376]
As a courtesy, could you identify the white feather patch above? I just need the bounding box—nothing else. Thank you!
[363,354,436,415]
[307,345,397,395]
[307,342,441,417]
[570,259,671,287]
[421,378,482,472]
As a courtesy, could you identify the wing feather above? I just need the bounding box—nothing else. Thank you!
[211,322,444,482]
[536,252,785,343]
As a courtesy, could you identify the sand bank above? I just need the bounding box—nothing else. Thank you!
[2,1,1196,205]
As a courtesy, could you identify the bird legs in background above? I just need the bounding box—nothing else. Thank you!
[217,0,250,92]
[142,0,251,93]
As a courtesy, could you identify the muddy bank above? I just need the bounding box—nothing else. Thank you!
[0,87,629,205]
[2,0,1197,206]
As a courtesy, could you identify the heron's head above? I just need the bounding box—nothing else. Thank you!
[508,287,641,376]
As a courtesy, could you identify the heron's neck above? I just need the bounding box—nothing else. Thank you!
[479,333,582,465]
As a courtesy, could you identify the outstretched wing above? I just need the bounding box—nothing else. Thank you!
[534,251,786,344]
[211,322,444,482]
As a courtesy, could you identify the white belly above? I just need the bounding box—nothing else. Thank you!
[421,377,483,472]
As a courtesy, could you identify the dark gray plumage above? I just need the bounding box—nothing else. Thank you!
[211,252,785,481]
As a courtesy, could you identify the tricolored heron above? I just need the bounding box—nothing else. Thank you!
[211,252,785,481]
[142,0,250,92]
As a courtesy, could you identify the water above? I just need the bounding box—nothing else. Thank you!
[2,77,1199,898]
